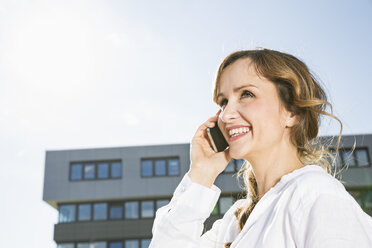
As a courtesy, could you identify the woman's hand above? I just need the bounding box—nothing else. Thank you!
[188,109,231,188]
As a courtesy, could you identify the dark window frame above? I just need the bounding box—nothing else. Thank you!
[329,147,371,168]
[140,238,152,248]
[58,198,171,223]
[58,204,77,223]
[210,193,241,215]
[56,243,76,248]
[70,163,83,181]
[111,161,123,178]
[167,158,181,176]
[218,196,234,215]
[124,200,140,219]
[354,147,371,167]
[154,159,167,176]
[140,159,154,177]
[57,238,153,248]
[97,162,110,179]
[75,241,107,248]
[140,157,180,178]
[69,160,123,181]
[347,187,372,211]
[93,202,108,221]
[222,159,245,174]
[83,163,96,180]
[109,204,124,220]
[77,203,92,222]
[108,241,123,248]
[155,199,170,211]
[140,200,155,219]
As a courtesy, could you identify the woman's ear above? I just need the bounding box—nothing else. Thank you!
[286,112,300,128]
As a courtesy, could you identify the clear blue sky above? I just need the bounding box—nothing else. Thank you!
[0,0,371,247]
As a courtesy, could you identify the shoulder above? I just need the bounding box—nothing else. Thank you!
[290,164,351,203]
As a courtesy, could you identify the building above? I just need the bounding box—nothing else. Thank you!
[43,134,372,248]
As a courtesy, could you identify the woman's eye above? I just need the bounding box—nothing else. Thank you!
[241,90,254,98]
[218,91,254,108]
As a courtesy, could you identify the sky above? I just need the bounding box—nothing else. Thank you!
[0,0,372,247]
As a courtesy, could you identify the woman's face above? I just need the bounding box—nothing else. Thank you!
[217,58,296,160]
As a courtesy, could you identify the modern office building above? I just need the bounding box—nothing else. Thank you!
[43,133,372,248]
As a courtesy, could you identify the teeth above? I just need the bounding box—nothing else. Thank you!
[229,127,250,137]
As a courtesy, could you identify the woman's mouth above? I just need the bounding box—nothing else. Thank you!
[228,126,251,142]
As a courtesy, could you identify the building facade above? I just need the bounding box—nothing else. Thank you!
[43,134,372,248]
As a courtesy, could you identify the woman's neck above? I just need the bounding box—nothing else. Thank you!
[246,141,303,199]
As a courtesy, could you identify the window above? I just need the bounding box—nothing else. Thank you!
[93,242,106,248]
[78,242,106,248]
[348,190,364,206]
[207,196,241,215]
[211,202,219,215]
[236,159,245,170]
[219,196,233,214]
[70,160,122,181]
[348,189,372,210]
[223,159,245,173]
[141,157,180,177]
[141,160,153,177]
[59,204,76,223]
[330,147,370,168]
[78,204,91,221]
[57,244,74,248]
[141,239,151,248]
[125,240,139,248]
[224,160,235,173]
[154,159,166,176]
[341,150,356,167]
[364,191,372,209]
[98,162,109,179]
[329,150,342,167]
[71,163,83,180]
[168,159,180,175]
[141,201,154,218]
[156,199,169,211]
[84,163,96,179]
[94,203,107,220]
[59,199,171,222]
[63,240,151,248]
[355,149,369,167]
[125,201,139,219]
[110,205,123,219]
[109,242,123,248]
[111,162,122,178]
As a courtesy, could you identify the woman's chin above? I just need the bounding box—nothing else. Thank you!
[229,148,249,160]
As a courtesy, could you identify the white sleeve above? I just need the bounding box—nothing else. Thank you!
[296,193,372,248]
[149,172,235,248]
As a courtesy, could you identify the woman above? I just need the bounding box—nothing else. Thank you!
[149,49,372,247]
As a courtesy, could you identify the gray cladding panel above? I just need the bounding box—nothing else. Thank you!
[43,144,192,206]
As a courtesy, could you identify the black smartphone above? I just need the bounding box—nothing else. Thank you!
[206,121,229,152]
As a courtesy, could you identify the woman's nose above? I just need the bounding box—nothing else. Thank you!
[220,103,239,123]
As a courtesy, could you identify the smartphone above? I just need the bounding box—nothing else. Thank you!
[206,121,229,152]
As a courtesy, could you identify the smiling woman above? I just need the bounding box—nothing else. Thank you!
[149,48,372,248]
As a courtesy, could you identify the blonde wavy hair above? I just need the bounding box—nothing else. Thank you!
[211,49,344,248]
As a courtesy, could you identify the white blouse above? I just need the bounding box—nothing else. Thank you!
[149,164,372,248]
